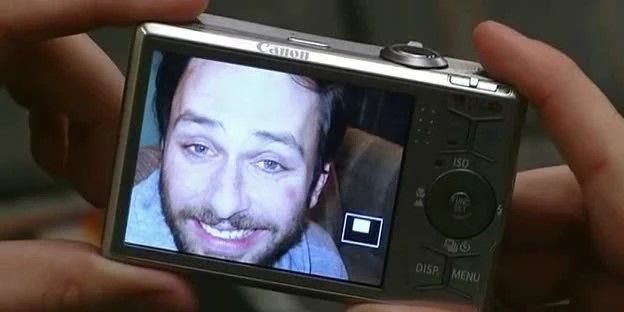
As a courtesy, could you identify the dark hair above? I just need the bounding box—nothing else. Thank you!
[154,53,347,179]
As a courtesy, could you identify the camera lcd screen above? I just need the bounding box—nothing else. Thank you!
[124,50,414,286]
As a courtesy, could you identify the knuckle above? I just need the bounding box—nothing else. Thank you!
[40,241,100,312]
[41,273,86,312]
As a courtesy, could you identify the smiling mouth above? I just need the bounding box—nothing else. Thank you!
[189,218,270,259]
[198,221,256,240]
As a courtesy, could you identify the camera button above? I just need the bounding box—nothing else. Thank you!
[450,95,503,120]
[425,169,497,239]
[449,75,470,87]
[406,41,424,48]
[444,110,471,150]
[287,37,329,49]
[448,257,483,298]
[472,121,504,161]
[411,248,446,287]
[476,80,498,92]
[380,43,448,69]
[430,238,478,257]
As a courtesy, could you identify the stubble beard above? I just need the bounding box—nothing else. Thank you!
[159,169,309,266]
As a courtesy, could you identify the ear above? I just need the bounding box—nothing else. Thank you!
[308,163,331,208]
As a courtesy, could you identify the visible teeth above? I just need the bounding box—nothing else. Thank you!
[200,222,254,240]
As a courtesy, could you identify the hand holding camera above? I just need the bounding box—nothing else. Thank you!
[0,1,623,311]
[354,21,624,312]
[0,0,207,311]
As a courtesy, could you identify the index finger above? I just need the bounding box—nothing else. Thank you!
[0,0,208,43]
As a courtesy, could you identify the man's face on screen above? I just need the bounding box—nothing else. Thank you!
[160,58,327,264]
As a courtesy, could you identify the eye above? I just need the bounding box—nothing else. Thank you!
[185,143,214,158]
[255,159,287,173]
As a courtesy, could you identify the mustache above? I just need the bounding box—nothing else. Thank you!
[175,206,274,231]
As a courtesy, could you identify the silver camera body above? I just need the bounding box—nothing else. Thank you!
[103,13,526,311]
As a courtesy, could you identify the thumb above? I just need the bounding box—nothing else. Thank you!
[473,20,624,276]
[0,240,197,312]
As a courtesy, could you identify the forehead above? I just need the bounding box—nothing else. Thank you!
[170,58,320,129]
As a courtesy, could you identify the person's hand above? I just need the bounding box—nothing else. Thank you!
[349,21,624,311]
[0,0,208,311]
[1,0,207,208]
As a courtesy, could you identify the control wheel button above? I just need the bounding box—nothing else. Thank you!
[411,248,446,287]
[425,170,497,238]
[448,192,472,220]
[448,257,482,298]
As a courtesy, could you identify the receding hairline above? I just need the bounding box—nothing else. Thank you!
[167,58,326,145]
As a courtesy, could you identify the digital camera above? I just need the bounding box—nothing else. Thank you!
[103,13,527,311]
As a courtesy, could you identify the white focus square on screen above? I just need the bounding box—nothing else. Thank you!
[352,218,371,234]
[341,212,384,248]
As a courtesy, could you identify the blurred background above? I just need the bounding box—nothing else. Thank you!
[1,0,622,311]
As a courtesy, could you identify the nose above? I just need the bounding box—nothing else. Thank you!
[207,160,246,220]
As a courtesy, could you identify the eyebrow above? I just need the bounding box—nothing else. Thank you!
[254,131,304,158]
[172,111,304,158]
[173,112,224,130]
